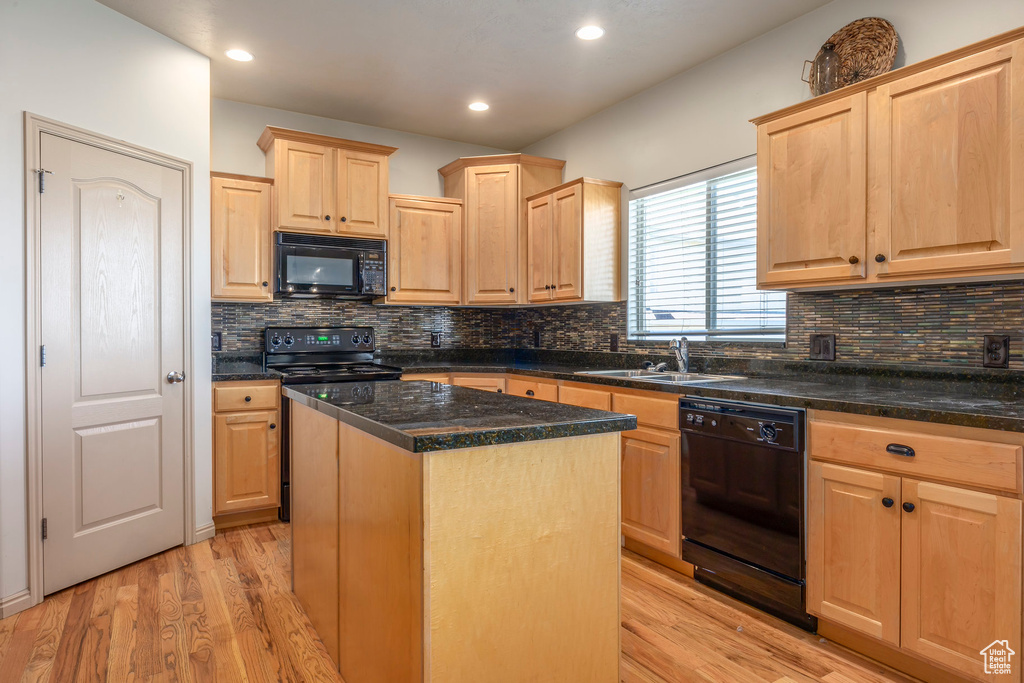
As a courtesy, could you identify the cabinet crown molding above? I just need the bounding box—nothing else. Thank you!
[751,24,1024,125]
[524,176,623,203]
[257,125,398,156]
[438,153,566,177]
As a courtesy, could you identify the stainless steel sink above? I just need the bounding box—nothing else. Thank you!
[575,369,744,384]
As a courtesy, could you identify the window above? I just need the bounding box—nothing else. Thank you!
[628,159,785,341]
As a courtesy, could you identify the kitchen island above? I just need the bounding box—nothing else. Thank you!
[283,380,637,683]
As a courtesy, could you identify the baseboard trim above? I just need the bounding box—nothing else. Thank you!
[193,522,216,544]
[0,588,35,619]
[213,507,280,531]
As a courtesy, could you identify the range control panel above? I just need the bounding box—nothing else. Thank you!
[680,398,801,452]
[265,327,376,353]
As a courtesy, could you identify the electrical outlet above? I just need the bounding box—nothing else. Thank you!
[533,328,542,347]
[610,333,619,352]
[983,335,1010,368]
[430,331,442,348]
[211,332,222,351]
[809,333,836,361]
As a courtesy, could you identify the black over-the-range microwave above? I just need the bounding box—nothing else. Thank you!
[274,232,387,299]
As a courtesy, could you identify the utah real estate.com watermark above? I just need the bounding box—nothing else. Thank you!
[981,640,1015,676]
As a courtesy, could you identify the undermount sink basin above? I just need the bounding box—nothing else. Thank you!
[575,369,744,384]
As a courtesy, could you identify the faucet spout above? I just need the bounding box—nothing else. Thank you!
[669,337,689,373]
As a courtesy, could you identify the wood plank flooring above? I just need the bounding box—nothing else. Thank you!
[0,522,918,682]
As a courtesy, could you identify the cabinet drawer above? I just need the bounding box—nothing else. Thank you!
[450,373,506,393]
[810,418,1022,493]
[507,378,558,402]
[612,391,678,430]
[558,383,612,411]
[401,373,450,383]
[214,382,280,412]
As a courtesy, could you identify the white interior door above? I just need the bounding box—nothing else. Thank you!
[40,132,186,594]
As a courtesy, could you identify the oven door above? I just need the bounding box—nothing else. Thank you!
[276,244,361,297]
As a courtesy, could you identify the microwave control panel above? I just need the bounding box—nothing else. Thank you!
[361,253,386,295]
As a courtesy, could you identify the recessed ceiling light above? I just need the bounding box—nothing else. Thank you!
[468,102,489,111]
[226,49,254,62]
[575,25,605,40]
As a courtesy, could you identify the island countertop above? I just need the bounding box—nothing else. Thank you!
[282,380,638,452]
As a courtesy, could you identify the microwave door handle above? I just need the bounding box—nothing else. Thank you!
[356,255,364,292]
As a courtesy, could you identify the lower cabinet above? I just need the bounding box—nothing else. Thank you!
[212,381,281,519]
[450,373,506,393]
[507,377,558,402]
[808,412,1023,682]
[620,426,682,557]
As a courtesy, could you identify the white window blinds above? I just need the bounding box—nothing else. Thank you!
[628,161,786,341]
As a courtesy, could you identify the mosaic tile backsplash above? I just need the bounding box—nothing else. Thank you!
[212,280,1024,370]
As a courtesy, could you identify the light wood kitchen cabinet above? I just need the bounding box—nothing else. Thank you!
[440,154,565,305]
[753,30,1024,290]
[387,195,463,305]
[558,382,612,411]
[401,372,451,383]
[213,380,281,519]
[807,411,1023,682]
[506,377,558,402]
[211,173,274,302]
[620,426,681,557]
[450,373,506,392]
[755,94,868,287]
[807,461,901,646]
[526,177,623,303]
[258,126,396,237]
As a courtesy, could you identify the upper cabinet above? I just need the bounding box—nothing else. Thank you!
[754,32,1024,290]
[387,194,463,305]
[211,173,274,302]
[440,154,565,305]
[526,178,623,303]
[258,126,396,239]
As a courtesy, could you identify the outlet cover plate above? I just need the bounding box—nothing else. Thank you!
[610,333,619,352]
[430,331,442,348]
[211,332,222,352]
[983,335,1010,368]
[809,333,836,361]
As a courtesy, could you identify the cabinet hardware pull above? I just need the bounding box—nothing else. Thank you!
[509,287,514,293]
[245,396,252,402]
[324,215,331,221]
[875,253,887,263]
[391,286,396,292]
[340,216,347,222]
[545,285,551,290]
[848,255,859,264]
[902,502,915,513]
[886,443,915,458]
[882,497,894,508]
[262,281,269,287]
[497,389,503,393]
[526,390,535,396]
[269,423,277,430]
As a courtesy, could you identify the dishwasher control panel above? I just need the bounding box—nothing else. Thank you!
[680,398,801,452]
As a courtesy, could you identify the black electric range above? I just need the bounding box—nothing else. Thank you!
[265,326,402,520]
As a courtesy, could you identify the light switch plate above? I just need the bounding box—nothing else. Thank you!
[211,332,222,351]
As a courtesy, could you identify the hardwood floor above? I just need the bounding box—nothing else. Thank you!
[0,522,917,683]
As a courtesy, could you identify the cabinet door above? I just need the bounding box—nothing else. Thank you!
[336,150,388,238]
[211,176,273,301]
[214,410,280,514]
[276,140,334,233]
[757,93,868,287]
[527,193,554,302]
[388,197,462,304]
[450,374,506,393]
[873,40,1024,279]
[807,462,901,645]
[901,479,1022,681]
[552,184,583,301]
[621,427,681,558]
[465,165,519,304]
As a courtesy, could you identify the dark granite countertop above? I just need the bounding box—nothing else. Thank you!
[282,381,637,453]
[212,353,282,382]
[396,359,1024,433]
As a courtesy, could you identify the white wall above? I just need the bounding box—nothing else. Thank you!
[0,0,211,603]
[213,99,509,197]
[523,0,1024,190]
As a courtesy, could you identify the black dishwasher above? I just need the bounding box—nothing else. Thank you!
[680,398,816,630]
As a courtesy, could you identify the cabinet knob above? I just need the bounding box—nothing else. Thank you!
[848,256,859,265]
[340,216,347,222]
[391,286,397,292]
[269,423,277,430]
[497,389,503,393]
[509,287,514,293]
[882,497,894,508]
[545,284,551,290]
[262,281,269,287]
[875,253,887,263]
[324,215,331,221]
[902,502,915,513]
[244,396,252,402]
[526,389,535,396]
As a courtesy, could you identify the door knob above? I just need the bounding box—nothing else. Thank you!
[166,371,186,384]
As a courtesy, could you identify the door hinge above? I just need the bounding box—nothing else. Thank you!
[40,345,46,367]
[41,518,47,541]
[35,168,53,194]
